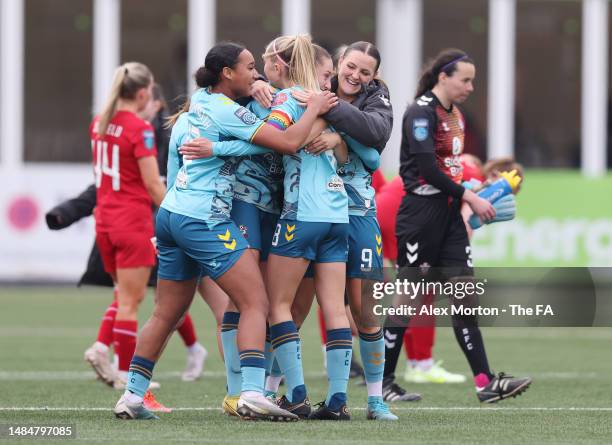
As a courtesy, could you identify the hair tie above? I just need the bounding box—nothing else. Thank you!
[440,55,468,73]
[272,40,290,68]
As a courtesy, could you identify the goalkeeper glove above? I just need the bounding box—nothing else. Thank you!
[469,194,516,230]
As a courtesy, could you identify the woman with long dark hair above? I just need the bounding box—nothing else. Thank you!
[383,48,532,403]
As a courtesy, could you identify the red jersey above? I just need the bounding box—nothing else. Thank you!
[375,176,405,261]
[371,169,387,193]
[90,110,157,233]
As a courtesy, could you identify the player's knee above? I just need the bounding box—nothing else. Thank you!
[238,292,270,317]
[290,303,308,326]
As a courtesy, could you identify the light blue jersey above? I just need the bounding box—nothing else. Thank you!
[338,135,380,217]
[236,99,284,214]
[210,96,284,214]
[267,87,348,224]
[162,89,265,225]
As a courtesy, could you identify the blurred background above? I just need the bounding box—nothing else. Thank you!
[0,0,611,281]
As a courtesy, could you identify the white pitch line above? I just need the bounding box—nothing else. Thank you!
[0,371,604,381]
[1,407,612,412]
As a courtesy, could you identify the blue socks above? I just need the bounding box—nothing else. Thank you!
[325,328,352,410]
[239,349,266,393]
[126,355,155,397]
[220,312,241,396]
[270,320,306,403]
[359,329,384,397]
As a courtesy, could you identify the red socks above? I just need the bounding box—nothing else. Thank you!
[96,298,118,346]
[404,293,436,360]
[177,313,197,347]
[113,320,138,372]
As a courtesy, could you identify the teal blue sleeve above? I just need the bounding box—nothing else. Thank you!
[166,130,183,190]
[213,102,265,142]
[267,90,302,130]
[247,100,272,119]
[212,140,271,156]
[344,135,380,171]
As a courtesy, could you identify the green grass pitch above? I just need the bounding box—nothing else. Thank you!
[0,286,611,444]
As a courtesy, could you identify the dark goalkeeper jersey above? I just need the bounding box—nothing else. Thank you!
[399,91,466,196]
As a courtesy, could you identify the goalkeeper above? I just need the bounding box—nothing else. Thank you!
[382,48,532,404]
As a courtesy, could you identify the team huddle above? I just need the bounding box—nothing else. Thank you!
[86,33,531,422]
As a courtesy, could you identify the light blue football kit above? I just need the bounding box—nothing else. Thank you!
[339,136,384,280]
[265,87,349,263]
[158,89,267,280]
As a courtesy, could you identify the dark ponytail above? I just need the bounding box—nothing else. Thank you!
[166,42,245,128]
[195,42,245,88]
[415,48,474,99]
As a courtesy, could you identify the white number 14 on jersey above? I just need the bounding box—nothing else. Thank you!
[92,140,120,191]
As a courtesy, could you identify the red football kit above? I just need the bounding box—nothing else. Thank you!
[90,110,157,272]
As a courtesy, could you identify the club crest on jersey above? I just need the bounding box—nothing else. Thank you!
[272,92,288,106]
[413,119,429,142]
[239,225,248,238]
[234,107,258,125]
[452,136,463,154]
[143,130,155,149]
[379,95,391,107]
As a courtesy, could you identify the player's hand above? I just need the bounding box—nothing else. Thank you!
[307,91,338,115]
[250,80,274,109]
[291,89,313,105]
[469,194,516,230]
[464,189,496,221]
[305,132,341,155]
[179,137,213,160]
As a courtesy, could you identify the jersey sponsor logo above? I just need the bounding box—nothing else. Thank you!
[442,122,450,132]
[143,130,155,149]
[234,107,258,125]
[271,92,288,106]
[379,94,391,107]
[326,174,345,193]
[413,118,429,142]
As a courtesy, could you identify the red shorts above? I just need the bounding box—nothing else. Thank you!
[96,231,156,274]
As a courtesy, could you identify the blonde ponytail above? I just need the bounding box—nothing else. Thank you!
[165,97,190,129]
[96,62,153,136]
[264,34,320,92]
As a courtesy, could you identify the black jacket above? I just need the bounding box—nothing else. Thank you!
[46,185,113,286]
[324,77,393,153]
